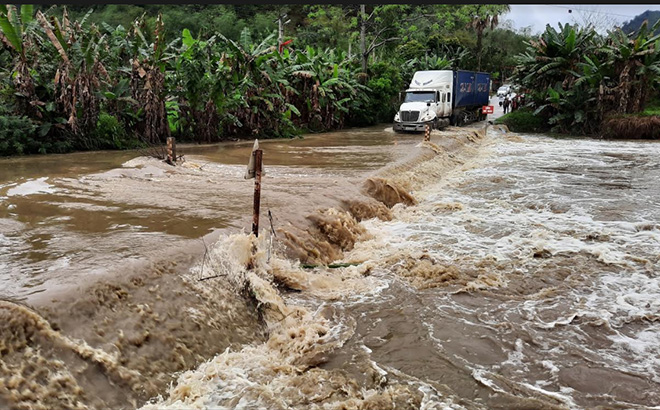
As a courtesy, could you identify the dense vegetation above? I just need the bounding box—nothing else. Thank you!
[494,108,547,133]
[513,20,660,138]
[1,4,518,156]
[2,5,659,156]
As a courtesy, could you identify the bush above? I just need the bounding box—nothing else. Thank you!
[494,108,548,133]
[0,115,40,156]
[85,112,142,150]
[348,62,403,127]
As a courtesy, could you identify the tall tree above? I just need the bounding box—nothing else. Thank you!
[355,5,406,72]
[465,5,510,71]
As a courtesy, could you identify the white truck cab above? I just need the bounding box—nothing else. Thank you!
[393,70,453,132]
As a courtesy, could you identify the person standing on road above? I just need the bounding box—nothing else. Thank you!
[503,97,510,114]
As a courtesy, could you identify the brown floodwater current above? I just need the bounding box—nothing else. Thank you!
[1,122,660,409]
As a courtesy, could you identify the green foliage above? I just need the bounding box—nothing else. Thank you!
[91,112,141,150]
[0,4,527,156]
[515,21,660,136]
[641,100,660,116]
[349,62,403,126]
[0,114,72,155]
[0,114,37,155]
[397,40,426,61]
[494,108,548,133]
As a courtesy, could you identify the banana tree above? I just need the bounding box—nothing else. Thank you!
[0,4,40,115]
[172,29,222,142]
[128,14,173,143]
[216,28,290,136]
[285,45,366,131]
[36,8,111,136]
[515,23,598,92]
[605,19,660,113]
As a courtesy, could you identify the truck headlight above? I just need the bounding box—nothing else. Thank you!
[421,112,435,121]
[394,113,400,122]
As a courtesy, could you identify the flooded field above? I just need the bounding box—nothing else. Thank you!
[1,123,659,409]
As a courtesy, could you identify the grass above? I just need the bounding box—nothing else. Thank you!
[601,97,660,139]
[640,104,660,117]
[494,108,549,133]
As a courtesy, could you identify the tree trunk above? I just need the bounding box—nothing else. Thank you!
[476,28,483,72]
[360,4,367,73]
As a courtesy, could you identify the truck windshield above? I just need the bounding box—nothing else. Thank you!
[404,92,435,103]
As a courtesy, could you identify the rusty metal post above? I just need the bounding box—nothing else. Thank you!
[424,124,431,142]
[167,137,176,164]
[252,149,263,237]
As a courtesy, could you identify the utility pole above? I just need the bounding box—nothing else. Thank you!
[278,15,283,46]
[276,12,290,51]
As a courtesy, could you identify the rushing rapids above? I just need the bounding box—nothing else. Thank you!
[1,123,660,409]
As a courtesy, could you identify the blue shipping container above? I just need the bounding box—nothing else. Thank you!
[453,70,490,109]
[475,72,490,106]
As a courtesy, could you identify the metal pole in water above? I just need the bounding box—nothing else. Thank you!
[252,149,263,237]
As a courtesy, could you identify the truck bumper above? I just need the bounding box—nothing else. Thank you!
[393,122,428,132]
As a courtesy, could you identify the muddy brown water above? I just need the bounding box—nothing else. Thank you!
[0,126,415,302]
[2,123,660,409]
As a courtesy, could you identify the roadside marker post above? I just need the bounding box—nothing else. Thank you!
[245,140,263,237]
[167,137,176,165]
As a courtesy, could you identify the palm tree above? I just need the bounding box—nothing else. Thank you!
[469,5,509,71]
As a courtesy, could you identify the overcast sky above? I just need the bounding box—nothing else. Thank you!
[503,5,660,34]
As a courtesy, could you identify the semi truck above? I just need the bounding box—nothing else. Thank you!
[393,70,491,132]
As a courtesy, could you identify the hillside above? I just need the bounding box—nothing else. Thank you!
[622,10,660,34]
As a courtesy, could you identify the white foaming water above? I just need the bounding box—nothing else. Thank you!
[131,128,660,409]
[5,177,57,196]
[359,131,660,408]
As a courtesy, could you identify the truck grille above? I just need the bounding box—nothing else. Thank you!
[400,111,420,122]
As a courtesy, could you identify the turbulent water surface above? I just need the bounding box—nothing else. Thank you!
[1,123,659,409]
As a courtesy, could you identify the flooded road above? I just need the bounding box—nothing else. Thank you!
[0,126,416,302]
[2,123,660,409]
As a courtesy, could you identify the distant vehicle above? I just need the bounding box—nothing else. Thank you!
[393,70,491,132]
[497,84,512,97]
